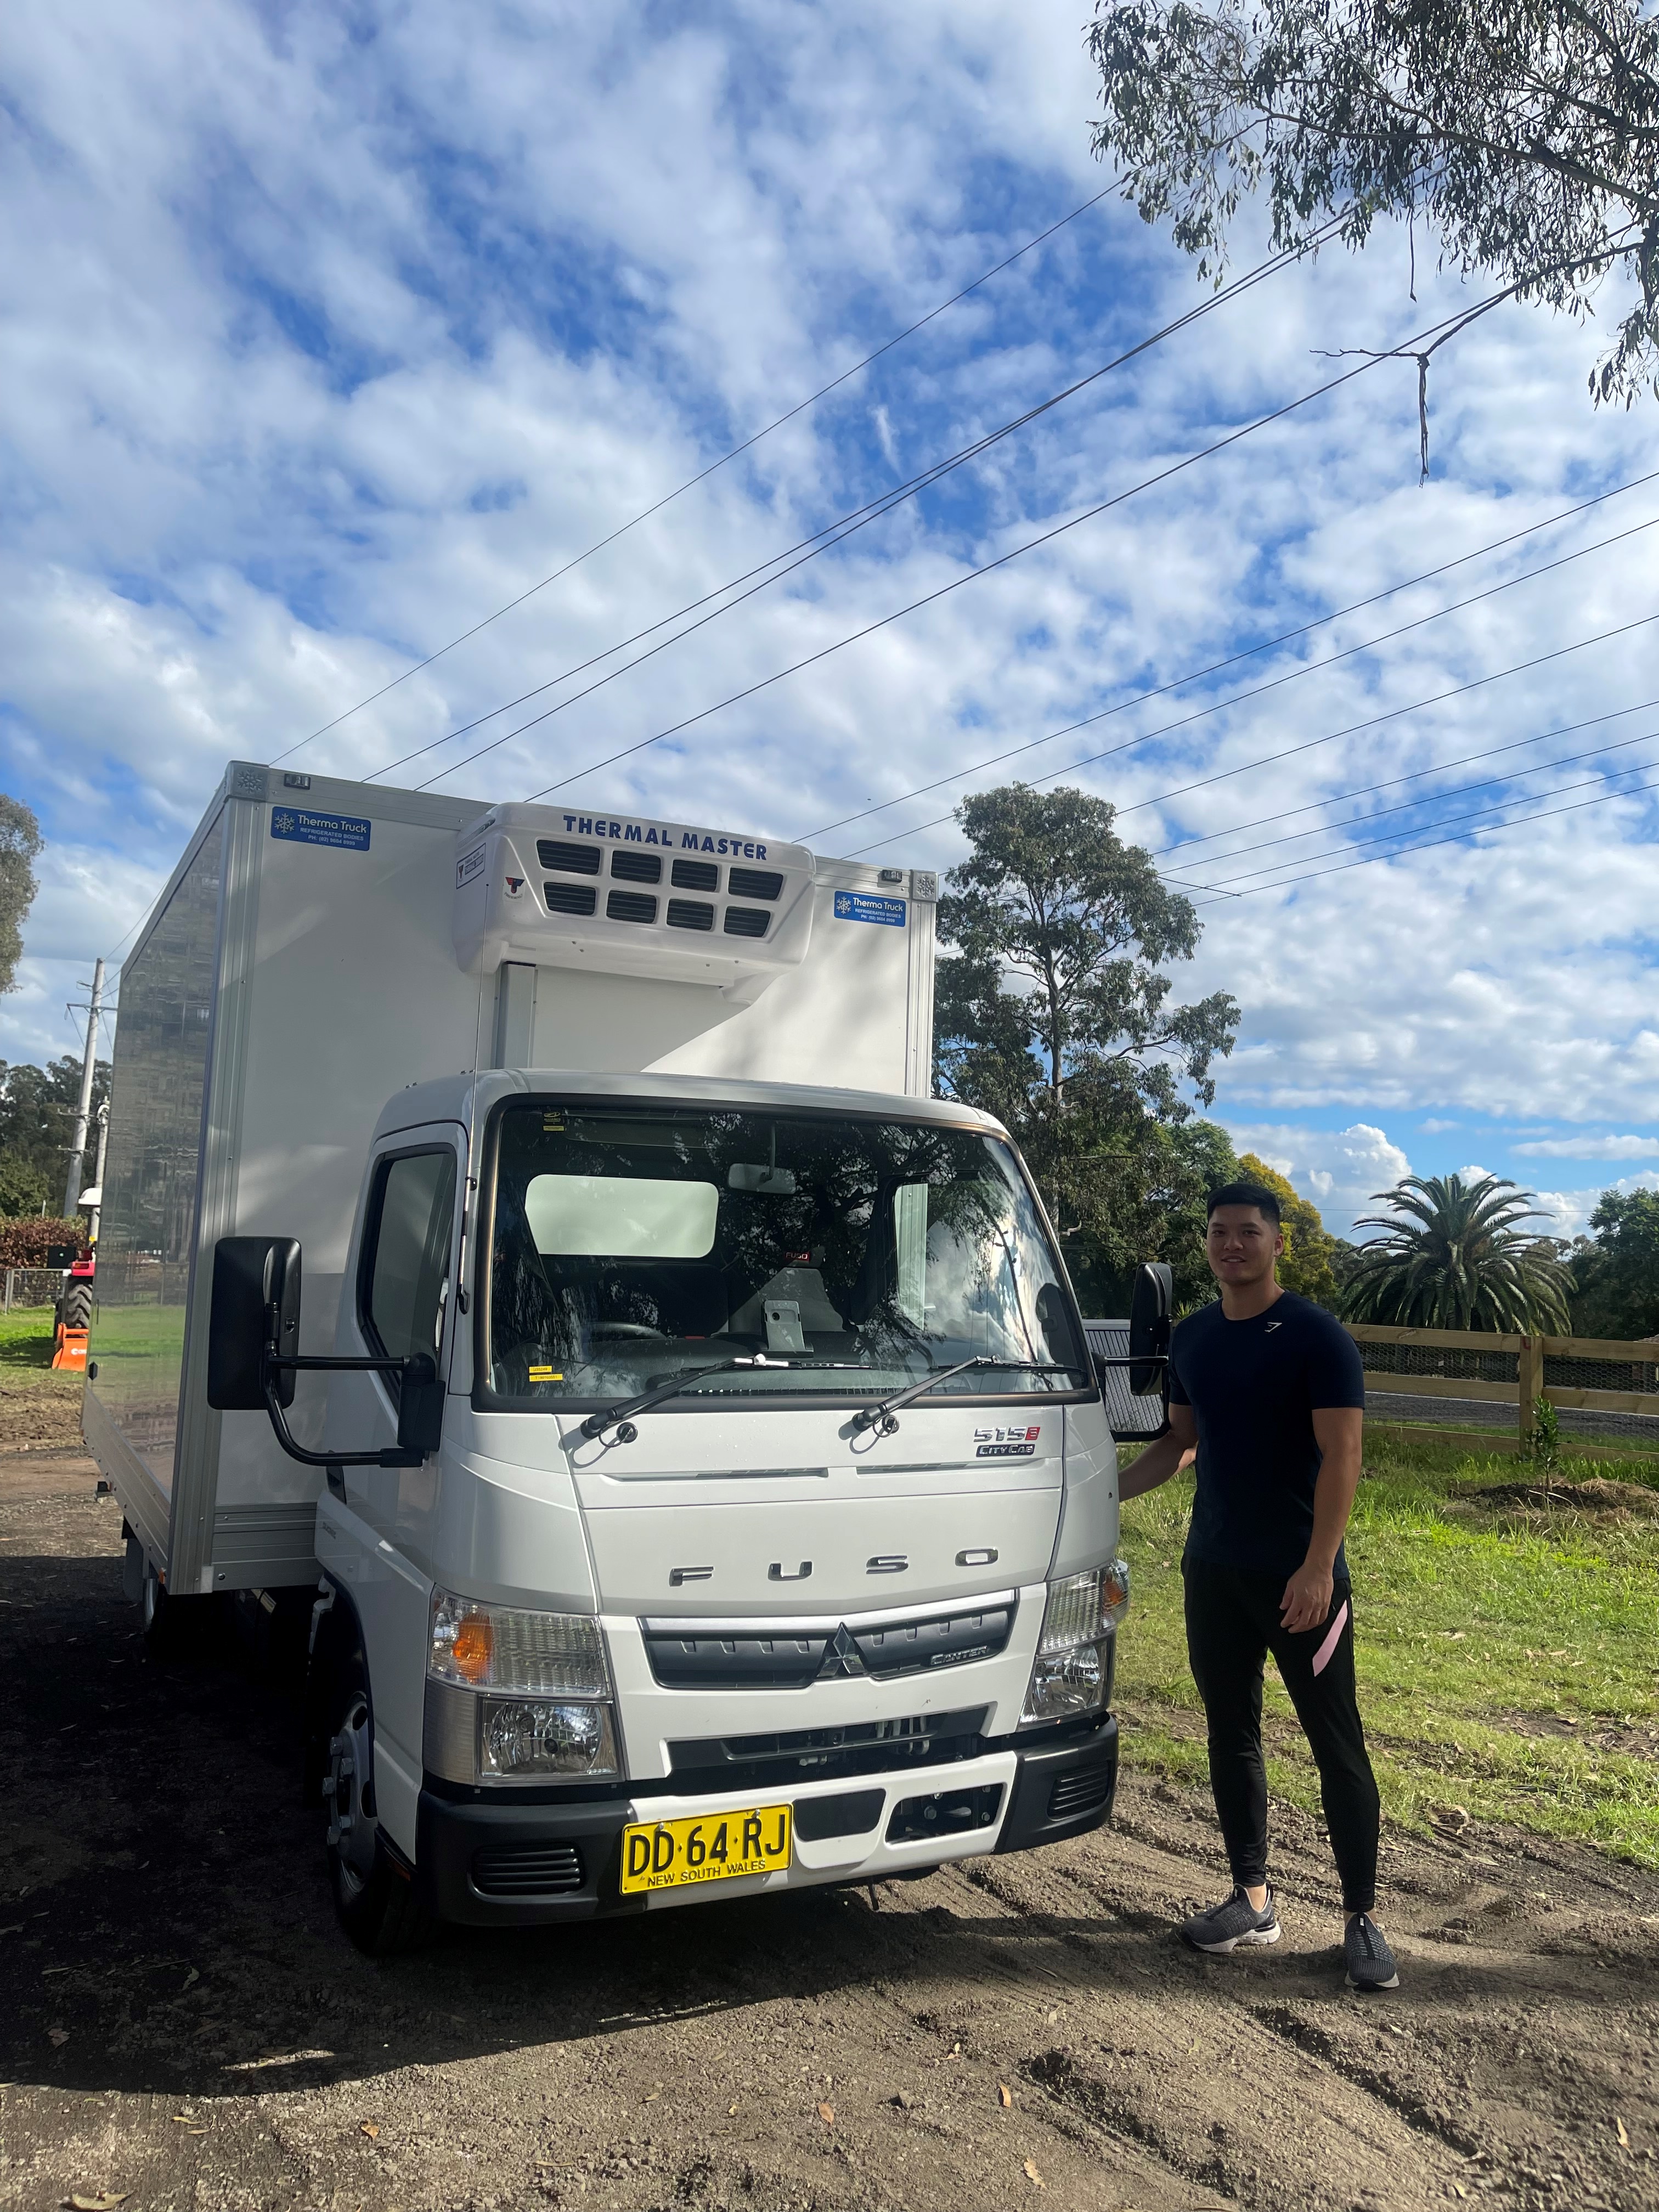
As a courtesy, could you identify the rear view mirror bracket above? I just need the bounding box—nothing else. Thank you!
[207,1237,442,1469]
[1090,1260,1173,1443]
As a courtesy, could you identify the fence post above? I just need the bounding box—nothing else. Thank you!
[1517,1335,1543,1450]
[2,1268,11,1314]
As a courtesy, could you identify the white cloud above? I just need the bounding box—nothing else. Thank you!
[1222,1121,1412,1237]
[1513,1133,1659,1159]
[3,0,1659,1204]
[1525,1173,1659,1239]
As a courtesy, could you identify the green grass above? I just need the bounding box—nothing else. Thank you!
[0,1306,69,1375]
[1117,1430,1659,1867]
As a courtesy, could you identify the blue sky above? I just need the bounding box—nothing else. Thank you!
[5,0,1659,1237]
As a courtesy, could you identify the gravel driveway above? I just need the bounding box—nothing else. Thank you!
[1,1460,1654,2212]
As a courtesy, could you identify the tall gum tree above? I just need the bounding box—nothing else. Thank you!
[1086,0,1659,408]
[934,785,1238,1306]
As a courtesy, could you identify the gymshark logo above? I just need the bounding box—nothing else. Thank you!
[1265,1321,1283,1333]
[817,1625,866,1680]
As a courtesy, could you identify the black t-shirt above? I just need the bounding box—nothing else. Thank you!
[1167,1290,1365,1578]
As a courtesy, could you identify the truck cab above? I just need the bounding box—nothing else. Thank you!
[264,1066,1131,1948]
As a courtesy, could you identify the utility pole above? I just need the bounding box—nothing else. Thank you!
[85,1099,111,1245]
[61,956,105,1221]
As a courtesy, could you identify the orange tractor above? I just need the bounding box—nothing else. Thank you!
[50,1246,94,1372]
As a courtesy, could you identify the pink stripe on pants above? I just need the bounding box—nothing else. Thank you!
[1311,1599,1350,1678]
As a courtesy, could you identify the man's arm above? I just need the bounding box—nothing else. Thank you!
[1119,1401,1197,1500]
[1279,1405,1364,1631]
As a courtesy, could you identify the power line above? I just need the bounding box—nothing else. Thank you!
[797,468,1659,845]
[850,604,1659,856]
[1166,745,1659,893]
[504,295,1489,808]
[392,222,1348,796]
[1114,610,1659,822]
[833,501,1659,853]
[271,178,1124,767]
[1147,693,1659,862]
[1183,764,1659,907]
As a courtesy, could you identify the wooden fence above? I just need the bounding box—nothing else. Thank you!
[1346,1323,1659,1453]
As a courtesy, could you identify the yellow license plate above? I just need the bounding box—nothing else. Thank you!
[619,1803,792,1894]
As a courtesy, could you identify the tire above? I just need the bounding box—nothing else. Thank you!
[63,1279,93,1332]
[323,1652,437,1956]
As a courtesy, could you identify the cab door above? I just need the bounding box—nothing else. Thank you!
[321,1123,465,1843]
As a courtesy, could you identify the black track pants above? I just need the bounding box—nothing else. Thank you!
[1182,1558,1381,1915]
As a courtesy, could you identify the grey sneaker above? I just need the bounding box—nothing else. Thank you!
[1180,1887,1281,1953]
[1344,1912,1400,1990]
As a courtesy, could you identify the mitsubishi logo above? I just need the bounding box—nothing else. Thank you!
[817,1625,866,1680]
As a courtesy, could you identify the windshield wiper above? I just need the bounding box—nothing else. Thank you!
[578,1356,768,1442]
[576,1355,868,1444]
[851,1357,1077,1437]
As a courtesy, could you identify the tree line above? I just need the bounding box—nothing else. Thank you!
[0,772,1650,1338]
[934,784,1652,1339]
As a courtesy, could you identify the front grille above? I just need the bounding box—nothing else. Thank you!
[857,1606,1013,1679]
[1048,1765,1114,1822]
[607,889,657,925]
[470,1841,585,1897]
[538,839,601,874]
[611,849,662,883]
[544,881,597,917]
[727,866,784,901]
[672,857,720,891]
[643,1601,1014,1690]
[668,1707,988,1793]
[723,907,770,939]
[648,1633,825,1688]
[666,898,714,932]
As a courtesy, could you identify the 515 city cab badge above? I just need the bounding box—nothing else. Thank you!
[974,1425,1041,1458]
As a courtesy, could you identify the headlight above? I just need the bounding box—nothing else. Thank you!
[480,1696,619,1778]
[1021,1561,1128,1726]
[429,1590,619,1780]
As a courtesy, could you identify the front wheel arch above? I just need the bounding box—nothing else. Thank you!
[312,1591,436,1956]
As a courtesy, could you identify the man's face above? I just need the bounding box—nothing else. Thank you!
[1206,1204,1284,1289]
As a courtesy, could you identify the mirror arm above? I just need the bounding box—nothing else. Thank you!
[259,1348,428,1470]
[260,1375,423,1469]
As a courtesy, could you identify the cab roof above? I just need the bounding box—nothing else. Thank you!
[371,1069,1007,1147]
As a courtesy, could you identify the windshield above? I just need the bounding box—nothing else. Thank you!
[484,1101,1089,1406]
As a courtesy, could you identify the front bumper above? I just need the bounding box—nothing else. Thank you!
[415,1713,1117,1926]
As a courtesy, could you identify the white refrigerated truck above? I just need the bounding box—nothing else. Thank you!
[86,761,1166,1951]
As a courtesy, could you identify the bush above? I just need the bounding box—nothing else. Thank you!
[0,1215,88,1267]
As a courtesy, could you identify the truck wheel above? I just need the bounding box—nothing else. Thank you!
[323,1666,436,1956]
[63,1278,93,1332]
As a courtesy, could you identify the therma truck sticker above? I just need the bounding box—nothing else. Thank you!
[270,808,371,851]
[834,891,905,927]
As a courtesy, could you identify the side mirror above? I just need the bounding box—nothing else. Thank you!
[397,1353,446,1456]
[1128,1261,1172,1397]
[207,1237,301,1411]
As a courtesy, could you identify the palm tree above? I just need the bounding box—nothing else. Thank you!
[1339,1173,1573,1333]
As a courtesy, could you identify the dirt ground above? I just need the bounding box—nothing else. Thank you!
[1,1458,1655,2212]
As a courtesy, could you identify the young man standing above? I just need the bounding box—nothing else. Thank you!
[1121,1181,1398,1991]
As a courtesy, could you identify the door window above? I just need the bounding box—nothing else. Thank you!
[363,1149,458,1363]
